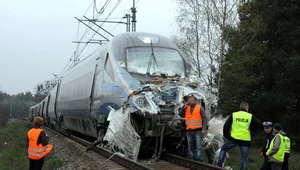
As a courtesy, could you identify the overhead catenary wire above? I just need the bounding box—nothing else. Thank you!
[76,0,116,56]
[77,0,112,52]
[108,0,140,33]
[58,60,72,77]
[57,0,130,79]
[94,0,112,15]
[76,0,124,58]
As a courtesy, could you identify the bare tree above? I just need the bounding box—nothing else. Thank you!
[34,79,57,101]
[173,0,239,97]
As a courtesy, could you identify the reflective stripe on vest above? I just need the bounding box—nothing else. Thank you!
[266,134,285,162]
[231,111,252,141]
[185,105,203,130]
[27,128,53,160]
[284,136,291,153]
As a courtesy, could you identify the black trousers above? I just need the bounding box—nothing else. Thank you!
[260,156,271,170]
[270,162,282,170]
[282,153,290,170]
[29,158,44,170]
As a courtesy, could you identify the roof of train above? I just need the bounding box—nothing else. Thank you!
[111,32,177,48]
[111,32,181,61]
[61,32,180,75]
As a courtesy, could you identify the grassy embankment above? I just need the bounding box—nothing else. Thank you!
[0,121,63,170]
[224,146,300,170]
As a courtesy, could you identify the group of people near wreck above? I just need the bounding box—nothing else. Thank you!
[180,95,291,170]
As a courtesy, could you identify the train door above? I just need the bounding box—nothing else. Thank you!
[37,105,40,116]
[89,64,98,113]
[86,63,99,136]
[48,82,60,126]
[90,51,105,119]
[55,82,61,120]
[41,101,45,119]
[46,95,51,123]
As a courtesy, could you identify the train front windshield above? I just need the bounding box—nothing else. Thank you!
[127,47,185,78]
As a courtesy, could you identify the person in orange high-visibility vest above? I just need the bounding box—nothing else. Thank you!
[179,95,208,162]
[27,117,53,170]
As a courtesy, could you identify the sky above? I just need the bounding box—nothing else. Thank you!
[0,0,177,94]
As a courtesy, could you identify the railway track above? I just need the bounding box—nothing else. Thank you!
[45,126,224,170]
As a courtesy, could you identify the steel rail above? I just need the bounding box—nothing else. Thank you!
[45,126,224,170]
[45,126,153,170]
[161,153,225,170]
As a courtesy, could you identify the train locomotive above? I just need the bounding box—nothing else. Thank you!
[29,32,209,161]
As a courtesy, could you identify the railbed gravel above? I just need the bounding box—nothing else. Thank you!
[44,127,128,170]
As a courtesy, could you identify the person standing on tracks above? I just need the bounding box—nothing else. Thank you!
[179,95,208,162]
[266,123,286,170]
[260,121,274,170]
[27,117,53,170]
[216,102,261,170]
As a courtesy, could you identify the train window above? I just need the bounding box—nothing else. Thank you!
[104,53,114,81]
[127,47,185,78]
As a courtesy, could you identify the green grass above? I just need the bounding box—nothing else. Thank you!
[0,122,63,170]
[225,147,300,170]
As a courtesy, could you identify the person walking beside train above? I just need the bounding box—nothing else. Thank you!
[266,123,286,170]
[27,117,53,170]
[216,102,261,170]
[260,121,274,170]
[179,95,208,162]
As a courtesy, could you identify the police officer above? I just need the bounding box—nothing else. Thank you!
[216,102,261,170]
[266,123,285,170]
[260,121,274,170]
[27,117,53,170]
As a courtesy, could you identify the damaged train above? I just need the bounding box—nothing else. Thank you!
[29,32,221,161]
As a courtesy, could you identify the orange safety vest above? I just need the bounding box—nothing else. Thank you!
[27,128,53,160]
[185,105,203,130]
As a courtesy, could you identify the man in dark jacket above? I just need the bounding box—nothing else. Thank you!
[216,102,261,170]
[260,121,274,170]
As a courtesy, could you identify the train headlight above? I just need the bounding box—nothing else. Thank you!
[135,97,146,108]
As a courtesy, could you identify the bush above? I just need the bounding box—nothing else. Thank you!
[0,104,10,127]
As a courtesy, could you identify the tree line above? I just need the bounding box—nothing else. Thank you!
[0,91,48,127]
[173,0,300,137]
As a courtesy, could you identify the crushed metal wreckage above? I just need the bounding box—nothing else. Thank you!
[102,77,226,162]
[104,104,141,161]
[204,116,227,164]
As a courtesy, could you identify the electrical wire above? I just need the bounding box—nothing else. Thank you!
[94,0,111,14]
[59,60,72,76]
[76,0,116,58]
[77,0,111,51]
[59,0,124,79]
[109,0,140,34]
[77,0,124,58]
